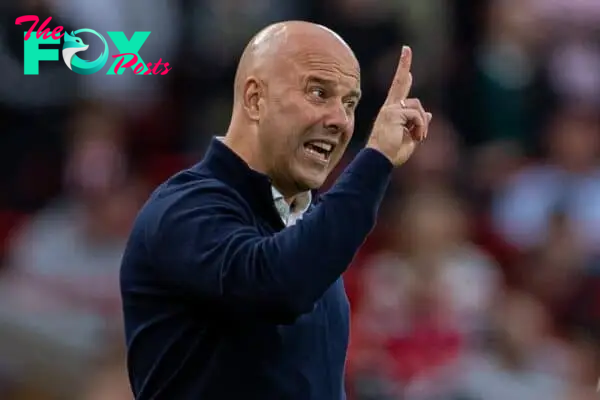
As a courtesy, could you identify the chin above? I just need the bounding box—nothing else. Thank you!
[295,171,328,191]
[290,157,335,192]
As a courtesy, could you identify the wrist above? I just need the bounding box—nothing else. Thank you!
[365,140,394,164]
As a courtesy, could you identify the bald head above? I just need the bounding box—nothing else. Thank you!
[225,21,361,198]
[233,21,358,103]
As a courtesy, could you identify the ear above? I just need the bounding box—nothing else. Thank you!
[242,76,263,122]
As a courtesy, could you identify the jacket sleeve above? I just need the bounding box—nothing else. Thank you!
[148,148,393,322]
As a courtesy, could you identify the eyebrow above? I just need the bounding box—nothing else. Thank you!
[307,75,361,100]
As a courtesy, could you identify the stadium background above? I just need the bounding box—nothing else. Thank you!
[1,0,600,398]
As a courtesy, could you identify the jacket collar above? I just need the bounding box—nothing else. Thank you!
[193,137,307,229]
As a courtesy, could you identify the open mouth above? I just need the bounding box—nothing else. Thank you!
[303,140,335,164]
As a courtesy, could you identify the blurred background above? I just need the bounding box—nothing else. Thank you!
[1,0,600,399]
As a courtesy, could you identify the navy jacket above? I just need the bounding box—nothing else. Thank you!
[120,138,393,399]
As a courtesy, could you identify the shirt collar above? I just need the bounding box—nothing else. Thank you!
[271,186,312,226]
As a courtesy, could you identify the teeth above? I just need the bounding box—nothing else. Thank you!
[306,147,326,160]
[310,141,333,152]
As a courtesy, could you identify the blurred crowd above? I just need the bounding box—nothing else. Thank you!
[1,0,600,399]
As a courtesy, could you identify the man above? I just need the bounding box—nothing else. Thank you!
[120,21,431,400]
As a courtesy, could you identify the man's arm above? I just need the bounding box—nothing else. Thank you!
[147,45,431,324]
[148,148,392,322]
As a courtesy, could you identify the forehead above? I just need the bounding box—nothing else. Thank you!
[280,37,360,89]
[299,52,359,81]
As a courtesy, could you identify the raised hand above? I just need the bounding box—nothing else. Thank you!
[366,46,432,166]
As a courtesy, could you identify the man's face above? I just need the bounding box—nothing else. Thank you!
[257,43,360,194]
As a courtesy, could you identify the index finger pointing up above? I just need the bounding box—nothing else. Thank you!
[384,45,413,105]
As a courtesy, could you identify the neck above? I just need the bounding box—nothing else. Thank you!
[224,116,304,202]
[223,117,266,174]
[276,188,298,205]
[283,196,296,205]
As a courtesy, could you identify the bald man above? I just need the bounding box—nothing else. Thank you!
[120,21,431,400]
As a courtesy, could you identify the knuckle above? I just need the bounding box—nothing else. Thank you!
[404,97,426,112]
[383,104,402,113]
[408,108,420,118]
[411,112,425,124]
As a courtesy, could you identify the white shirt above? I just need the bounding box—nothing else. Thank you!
[271,186,311,227]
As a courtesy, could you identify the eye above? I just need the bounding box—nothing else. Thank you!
[344,99,358,110]
[309,87,326,99]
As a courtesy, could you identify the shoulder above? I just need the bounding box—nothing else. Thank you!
[135,169,253,242]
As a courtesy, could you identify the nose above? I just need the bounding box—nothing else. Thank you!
[323,101,350,133]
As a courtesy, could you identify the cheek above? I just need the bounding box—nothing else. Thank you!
[287,97,320,123]
[345,119,355,140]
[338,120,355,151]
[272,95,304,125]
